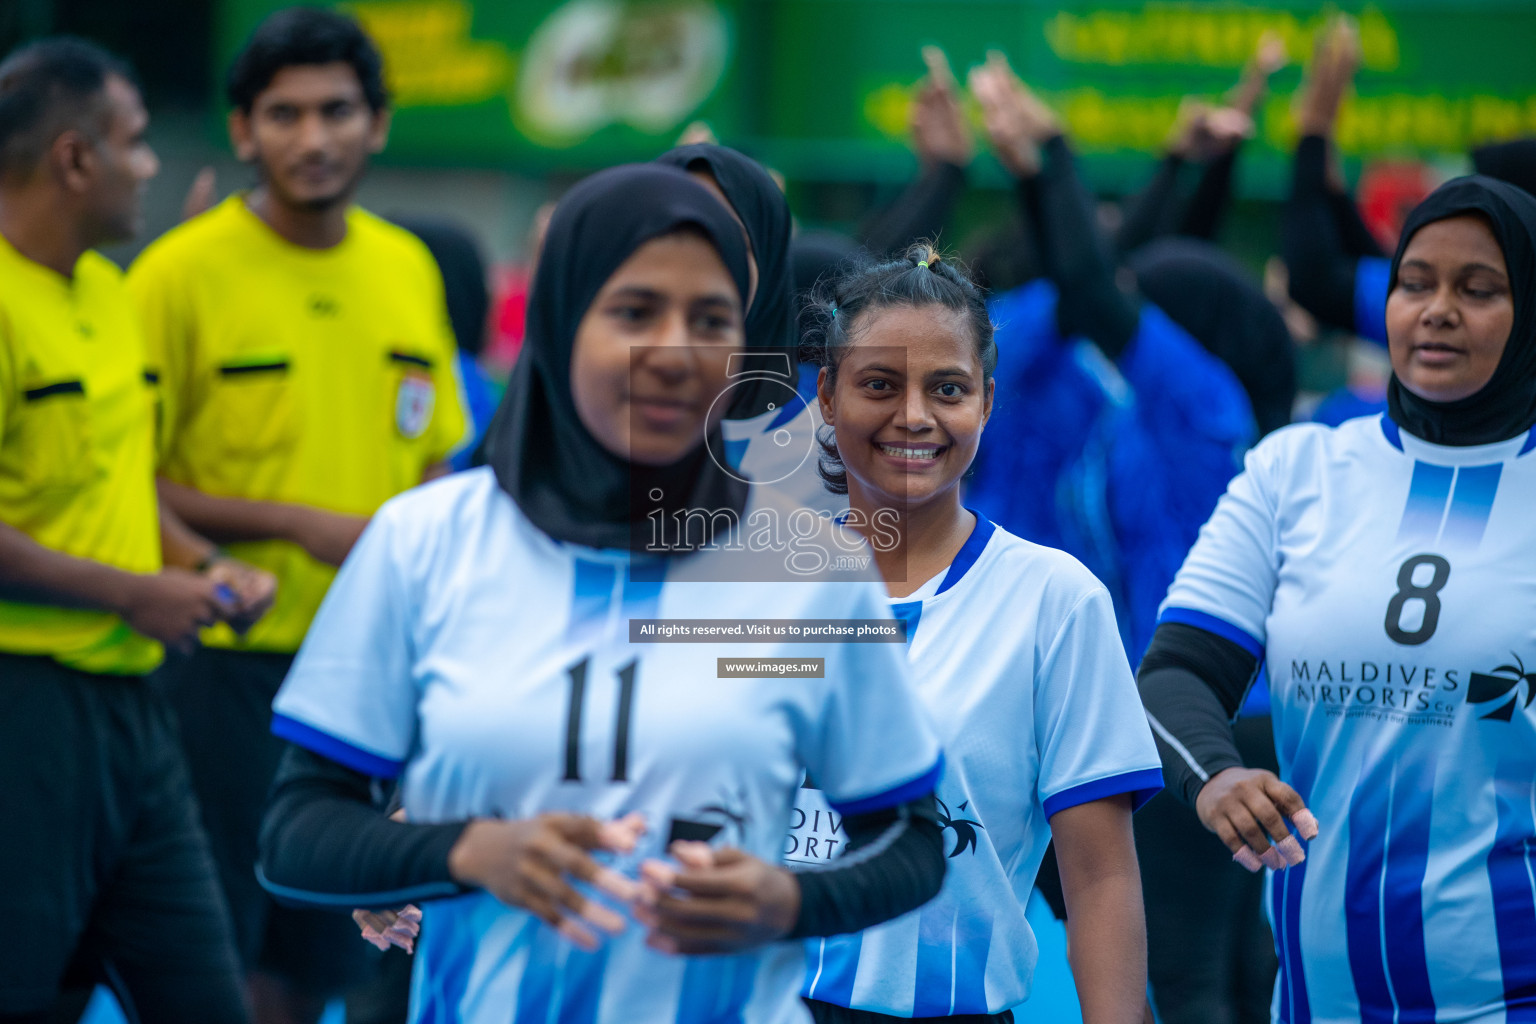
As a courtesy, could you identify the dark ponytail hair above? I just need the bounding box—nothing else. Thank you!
[801,241,996,494]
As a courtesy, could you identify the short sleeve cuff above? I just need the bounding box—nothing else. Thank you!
[271,713,405,780]
[1157,607,1265,659]
[1043,766,1164,819]
[828,753,945,816]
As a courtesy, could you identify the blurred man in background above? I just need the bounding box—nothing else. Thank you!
[127,8,466,1022]
[0,37,271,1024]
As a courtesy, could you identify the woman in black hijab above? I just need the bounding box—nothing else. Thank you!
[1385,175,1536,445]
[483,161,756,550]
[258,163,946,1024]
[656,144,801,416]
[1138,175,1536,1024]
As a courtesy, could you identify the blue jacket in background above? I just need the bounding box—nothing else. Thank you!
[967,280,1255,663]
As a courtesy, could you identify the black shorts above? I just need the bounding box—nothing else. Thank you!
[806,1000,1013,1024]
[155,646,371,996]
[0,653,246,1022]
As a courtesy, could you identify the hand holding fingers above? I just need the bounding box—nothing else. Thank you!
[641,847,799,955]
[597,811,646,853]
[448,815,638,948]
[1197,767,1318,873]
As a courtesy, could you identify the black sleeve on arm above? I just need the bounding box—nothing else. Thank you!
[1136,622,1260,807]
[1180,147,1238,241]
[859,161,967,256]
[1113,152,1186,257]
[1283,134,1365,333]
[1329,187,1385,260]
[258,744,468,911]
[787,792,944,939]
[1032,135,1140,360]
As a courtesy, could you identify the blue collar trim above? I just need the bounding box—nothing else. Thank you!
[935,511,996,596]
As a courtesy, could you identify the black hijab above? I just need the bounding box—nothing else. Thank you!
[483,164,752,552]
[1471,139,1536,201]
[1128,238,1297,437]
[1387,175,1536,446]
[656,144,795,414]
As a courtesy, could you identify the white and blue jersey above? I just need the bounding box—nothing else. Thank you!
[720,382,844,519]
[791,515,1162,1016]
[1161,413,1536,1024]
[270,467,944,1024]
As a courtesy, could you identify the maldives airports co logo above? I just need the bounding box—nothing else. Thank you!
[1287,652,1536,725]
[1468,652,1536,722]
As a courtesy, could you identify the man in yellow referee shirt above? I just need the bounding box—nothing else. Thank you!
[0,38,277,1023]
[128,10,468,1022]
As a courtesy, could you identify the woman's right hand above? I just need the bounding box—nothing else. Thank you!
[447,812,646,950]
[1196,766,1319,872]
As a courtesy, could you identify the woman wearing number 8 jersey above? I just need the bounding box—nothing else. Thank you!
[1140,176,1536,1024]
[254,164,949,1024]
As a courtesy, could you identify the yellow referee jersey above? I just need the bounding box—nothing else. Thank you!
[128,196,469,654]
[0,235,163,675]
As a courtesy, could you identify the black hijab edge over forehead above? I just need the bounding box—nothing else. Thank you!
[1386,174,1536,447]
[484,163,753,552]
[657,143,797,416]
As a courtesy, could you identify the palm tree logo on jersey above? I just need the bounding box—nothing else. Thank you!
[1468,652,1536,722]
[935,797,984,858]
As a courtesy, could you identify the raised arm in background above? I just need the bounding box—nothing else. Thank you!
[860,47,973,256]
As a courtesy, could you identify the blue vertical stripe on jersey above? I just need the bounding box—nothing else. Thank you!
[412,896,481,1024]
[513,925,562,1022]
[675,954,756,1023]
[1272,856,1312,1024]
[891,600,922,647]
[623,558,666,614]
[951,904,996,1014]
[570,558,619,644]
[909,901,995,1015]
[1520,428,1536,456]
[1396,462,1455,545]
[1345,756,1396,1024]
[1489,778,1536,1020]
[1273,731,1320,1024]
[1381,755,1439,1022]
[1345,753,1441,1024]
[803,933,863,1006]
[555,945,611,1024]
[912,901,958,1015]
[1440,463,1502,549]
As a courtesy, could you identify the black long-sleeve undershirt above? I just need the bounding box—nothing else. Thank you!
[1115,153,1187,257]
[859,161,967,257]
[1025,134,1140,359]
[1136,622,1261,806]
[1284,134,1384,334]
[1180,147,1238,242]
[258,746,945,939]
[1115,148,1239,258]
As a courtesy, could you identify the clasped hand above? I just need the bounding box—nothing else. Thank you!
[373,813,801,956]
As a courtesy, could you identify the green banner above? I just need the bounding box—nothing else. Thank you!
[217,0,1536,194]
